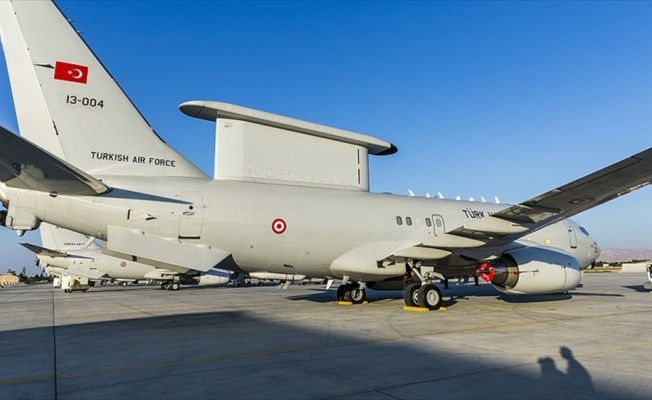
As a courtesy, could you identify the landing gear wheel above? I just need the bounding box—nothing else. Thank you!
[418,284,442,310]
[350,287,366,304]
[170,282,180,291]
[343,285,354,302]
[336,284,347,301]
[161,282,170,290]
[403,282,421,307]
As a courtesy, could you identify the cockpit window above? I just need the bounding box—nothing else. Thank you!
[579,226,590,236]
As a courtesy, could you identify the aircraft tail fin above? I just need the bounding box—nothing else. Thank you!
[0,1,207,178]
[38,222,100,252]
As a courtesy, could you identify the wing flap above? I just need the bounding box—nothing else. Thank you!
[392,246,452,260]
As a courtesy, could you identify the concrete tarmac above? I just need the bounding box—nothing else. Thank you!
[1,273,652,400]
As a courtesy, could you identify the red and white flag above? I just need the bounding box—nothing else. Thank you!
[54,61,88,84]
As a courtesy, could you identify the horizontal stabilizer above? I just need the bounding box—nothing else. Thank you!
[20,242,68,258]
[106,226,231,273]
[0,126,110,196]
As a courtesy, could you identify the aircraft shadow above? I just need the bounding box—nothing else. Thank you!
[622,284,650,293]
[1,289,628,400]
[569,292,624,297]
[287,282,584,306]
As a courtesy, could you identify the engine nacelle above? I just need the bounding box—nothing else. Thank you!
[194,269,231,286]
[477,246,582,295]
[179,269,231,286]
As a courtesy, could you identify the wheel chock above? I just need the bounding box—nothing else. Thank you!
[335,301,369,306]
[402,306,447,312]
[402,306,429,312]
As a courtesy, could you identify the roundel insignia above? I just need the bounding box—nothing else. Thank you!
[271,218,287,234]
[569,197,593,205]
[120,261,127,268]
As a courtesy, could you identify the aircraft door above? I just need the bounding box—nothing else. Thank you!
[179,191,203,239]
[432,214,445,236]
[563,220,578,249]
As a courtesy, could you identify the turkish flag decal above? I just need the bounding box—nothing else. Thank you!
[54,61,88,84]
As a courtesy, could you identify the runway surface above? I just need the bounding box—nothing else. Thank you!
[1,273,651,399]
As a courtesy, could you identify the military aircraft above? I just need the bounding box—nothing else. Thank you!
[0,1,651,310]
[23,222,231,290]
[644,264,652,291]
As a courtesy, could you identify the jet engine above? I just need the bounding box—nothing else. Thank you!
[181,269,231,286]
[475,246,582,295]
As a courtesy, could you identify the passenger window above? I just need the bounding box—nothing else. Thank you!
[406,217,412,226]
[396,216,403,225]
[426,218,432,227]
[435,219,442,228]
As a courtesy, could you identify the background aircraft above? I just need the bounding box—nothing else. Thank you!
[0,1,650,310]
[24,223,231,290]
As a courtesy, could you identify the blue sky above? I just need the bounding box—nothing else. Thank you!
[1,1,652,275]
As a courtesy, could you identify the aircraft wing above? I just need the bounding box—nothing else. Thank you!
[0,126,110,196]
[394,147,652,258]
[20,242,69,258]
[452,147,652,242]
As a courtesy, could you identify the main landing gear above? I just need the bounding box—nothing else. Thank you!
[402,261,443,310]
[336,282,367,304]
[161,281,181,291]
[335,260,444,310]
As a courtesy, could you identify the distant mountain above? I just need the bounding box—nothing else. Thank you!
[596,248,652,263]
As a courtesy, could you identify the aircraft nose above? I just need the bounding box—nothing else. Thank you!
[593,241,601,258]
[587,238,601,266]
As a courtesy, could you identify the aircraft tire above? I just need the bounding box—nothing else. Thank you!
[170,282,180,291]
[350,287,366,304]
[403,283,420,307]
[418,284,442,310]
[343,286,353,302]
[161,282,170,290]
[337,284,352,301]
